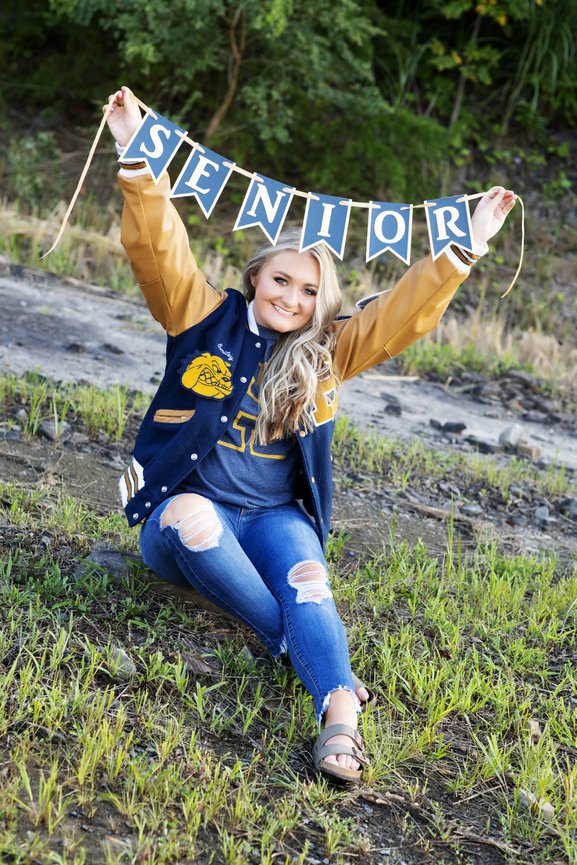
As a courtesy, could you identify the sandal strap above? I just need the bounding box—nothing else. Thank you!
[312,724,370,768]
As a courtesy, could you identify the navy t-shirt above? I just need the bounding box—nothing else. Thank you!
[176,326,300,508]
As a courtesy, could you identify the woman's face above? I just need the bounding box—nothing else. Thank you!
[250,250,319,332]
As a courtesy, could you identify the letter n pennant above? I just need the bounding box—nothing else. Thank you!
[233,175,295,245]
[121,112,186,182]
[171,146,235,218]
[366,202,412,264]
[425,195,473,260]
[300,194,352,260]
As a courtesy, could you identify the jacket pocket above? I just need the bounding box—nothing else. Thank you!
[153,409,196,424]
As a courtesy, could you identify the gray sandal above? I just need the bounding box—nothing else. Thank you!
[352,673,377,712]
[312,723,370,783]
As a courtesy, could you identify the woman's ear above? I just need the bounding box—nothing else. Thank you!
[249,272,256,288]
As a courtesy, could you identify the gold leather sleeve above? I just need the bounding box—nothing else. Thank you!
[118,173,224,335]
[332,253,468,381]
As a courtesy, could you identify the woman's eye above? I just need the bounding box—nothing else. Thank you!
[303,288,317,296]
[274,277,287,285]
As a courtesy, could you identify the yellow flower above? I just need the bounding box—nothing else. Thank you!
[498,14,507,24]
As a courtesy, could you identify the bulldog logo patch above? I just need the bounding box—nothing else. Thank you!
[180,352,233,399]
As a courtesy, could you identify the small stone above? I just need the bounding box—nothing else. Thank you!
[76,542,132,581]
[461,503,483,517]
[102,343,124,355]
[39,419,72,442]
[442,421,467,434]
[517,443,542,462]
[534,505,549,521]
[526,719,542,741]
[499,423,526,449]
[15,408,28,422]
[384,402,402,417]
[66,342,86,354]
[560,497,577,520]
[108,647,137,681]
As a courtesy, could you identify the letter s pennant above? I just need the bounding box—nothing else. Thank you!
[121,112,186,182]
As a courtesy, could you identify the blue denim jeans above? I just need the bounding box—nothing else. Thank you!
[139,495,358,720]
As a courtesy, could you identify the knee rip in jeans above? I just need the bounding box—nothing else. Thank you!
[161,495,223,552]
[287,560,332,605]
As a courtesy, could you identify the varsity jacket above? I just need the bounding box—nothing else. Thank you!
[118,172,477,547]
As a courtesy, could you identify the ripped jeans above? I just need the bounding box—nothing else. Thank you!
[139,495,358,720]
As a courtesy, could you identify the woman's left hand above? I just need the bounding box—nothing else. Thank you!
[471,186,517,246]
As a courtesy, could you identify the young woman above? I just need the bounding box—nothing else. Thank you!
[106,86,516,783]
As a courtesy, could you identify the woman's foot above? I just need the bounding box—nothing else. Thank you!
[322,689,361,773]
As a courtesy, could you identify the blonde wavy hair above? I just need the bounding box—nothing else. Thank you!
[242,228,343,443]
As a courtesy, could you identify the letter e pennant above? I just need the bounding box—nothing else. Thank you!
[171,146,235,218]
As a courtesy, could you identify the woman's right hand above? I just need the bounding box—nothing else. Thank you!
[104,86,142,147]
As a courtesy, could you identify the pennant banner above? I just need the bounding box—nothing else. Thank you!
[42,91,524,296]
[115,106,486,264]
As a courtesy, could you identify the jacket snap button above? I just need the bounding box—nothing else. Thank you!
[255,342,261,348]
[311,476,315,483]
[133,513,139,520]
[240,376,247,383]
[299,431,306,437]
[161,485,167,492]
[220,415,228,423]
[191,453,198,460]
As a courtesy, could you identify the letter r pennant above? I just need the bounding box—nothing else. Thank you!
[425,195,474,260]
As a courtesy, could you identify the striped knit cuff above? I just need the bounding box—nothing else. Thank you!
[445,240,488,273]
[116,141,150,177]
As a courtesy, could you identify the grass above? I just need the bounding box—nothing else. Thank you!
[2,376,577,862]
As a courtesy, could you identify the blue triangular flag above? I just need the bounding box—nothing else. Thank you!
[425,195,473,261]
[300,193,352,260]
[171,146,235,218]
[366,202,412,264]
[233,175,294,244]
[121,112,186,182]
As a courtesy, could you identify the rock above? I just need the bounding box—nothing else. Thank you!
[534,505,549,522]
[384,402,402,417]
[508,370,539,390]
[464,436,502,454]
[499,423,526,449]
[560,497,577,520]
[442,421,467,434]
[102,343,124,355]
[76,542,132,581]
[108,647,137,681]
[474,381,503,403]
[526,718,542,741]
[66,342,86,354]
[516,443,542,462]
[461,503,483,517]
[517,789,555,822]
[39,418,72,442]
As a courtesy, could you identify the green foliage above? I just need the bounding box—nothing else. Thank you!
[0,0,574,209]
